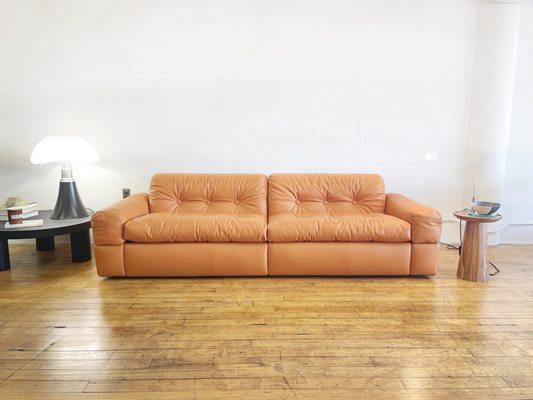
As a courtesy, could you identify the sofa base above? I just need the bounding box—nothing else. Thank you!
[96,242,437,277]
[124,243,268,277]
[410,243,438,275]
[95,245,125,277]
[268,242,411,276]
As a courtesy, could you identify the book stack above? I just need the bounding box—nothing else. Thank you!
[1,202,43,228]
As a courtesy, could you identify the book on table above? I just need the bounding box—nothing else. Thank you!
[0,210,39,222]
[4,219,44,229]
[0,202,39,214]
[0,202,39,221]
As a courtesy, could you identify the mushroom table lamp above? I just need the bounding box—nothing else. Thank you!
[31,136,99,219]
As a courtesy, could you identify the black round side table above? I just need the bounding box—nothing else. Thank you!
[0,210,92,271]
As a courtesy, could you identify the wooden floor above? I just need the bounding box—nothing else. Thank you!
[0,245,532,399]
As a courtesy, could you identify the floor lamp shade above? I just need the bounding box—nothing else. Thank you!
[31,136,99,220]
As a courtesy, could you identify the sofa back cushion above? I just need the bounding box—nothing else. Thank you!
[150,173,267,216]
[268,174,386,216]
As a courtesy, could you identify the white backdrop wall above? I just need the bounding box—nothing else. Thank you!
[0,0,530,244]
[501,2,533,244]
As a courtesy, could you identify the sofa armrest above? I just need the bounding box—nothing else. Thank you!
[385,193,442,244]
[92,193,149,245]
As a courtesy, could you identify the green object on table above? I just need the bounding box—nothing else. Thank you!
[467,211,502,218]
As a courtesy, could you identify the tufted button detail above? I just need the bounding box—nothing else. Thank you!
[295,200,300,204]
[352,200,357,205]
[206,200,211,205]
[323,201,328,205]
[234,200,240,205]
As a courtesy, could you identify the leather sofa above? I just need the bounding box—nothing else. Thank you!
[92,173,441,277]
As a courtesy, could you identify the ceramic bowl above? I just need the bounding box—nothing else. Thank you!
[471,200,500,215]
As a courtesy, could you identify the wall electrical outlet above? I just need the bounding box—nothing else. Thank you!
[122,188,131,198]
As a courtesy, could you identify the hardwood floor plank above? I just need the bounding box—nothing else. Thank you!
[401,376,510,389]
[0,379,90,392]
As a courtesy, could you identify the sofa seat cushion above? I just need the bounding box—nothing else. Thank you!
[124,213,267,243]
[268,213,410,243]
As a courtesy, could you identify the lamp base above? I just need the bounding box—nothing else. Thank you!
[51,181,90,220]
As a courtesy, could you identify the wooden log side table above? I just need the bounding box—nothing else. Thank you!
[0,210,92,271]
[453,211,502,282]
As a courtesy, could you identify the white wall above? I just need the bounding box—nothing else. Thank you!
[0,0,529,244]
[501,2,533,244]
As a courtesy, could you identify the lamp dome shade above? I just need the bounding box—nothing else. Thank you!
[30,136,99,164]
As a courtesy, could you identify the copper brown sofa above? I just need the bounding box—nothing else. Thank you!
[92,173,441,277]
